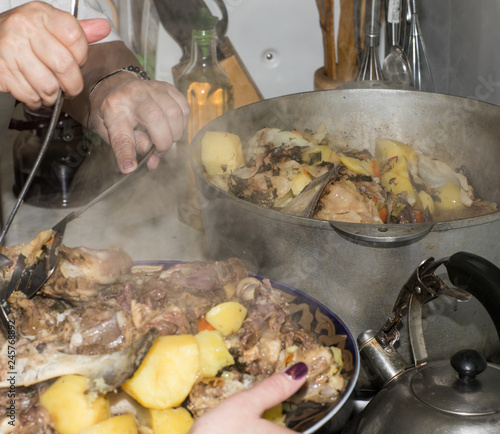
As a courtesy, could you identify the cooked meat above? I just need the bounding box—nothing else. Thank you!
[0,242,351,432]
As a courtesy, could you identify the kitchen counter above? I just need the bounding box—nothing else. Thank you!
[1,126,210,263]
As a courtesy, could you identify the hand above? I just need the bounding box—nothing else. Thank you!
[188,362,309,434]
[0,1,110,109]
[88,71,190,173]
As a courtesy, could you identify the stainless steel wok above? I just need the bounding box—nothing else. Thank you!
[190,88,500,386]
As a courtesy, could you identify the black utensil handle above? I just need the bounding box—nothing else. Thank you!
[445,251,500,343]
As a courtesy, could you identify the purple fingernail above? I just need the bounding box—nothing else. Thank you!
[122,160,135,170]
[285,362,308,380]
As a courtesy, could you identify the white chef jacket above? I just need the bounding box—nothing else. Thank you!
[0,0,122,145]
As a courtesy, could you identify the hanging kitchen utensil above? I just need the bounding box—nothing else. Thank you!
[314,0,359,90]
[405,0,434,91]
[316,0,337,80]
[344,251,500,433]
[382,0,412,85]
[0,0,79,247]
[353,0,364,67]
[356,0,383,81]
[154,0,262,108]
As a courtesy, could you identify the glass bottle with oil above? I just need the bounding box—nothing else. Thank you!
[175,8,234,230]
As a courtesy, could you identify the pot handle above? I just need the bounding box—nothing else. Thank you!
[329,221,433,245]
[445,251,500,342]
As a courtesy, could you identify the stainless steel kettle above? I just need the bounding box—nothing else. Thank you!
[344,251,500,433]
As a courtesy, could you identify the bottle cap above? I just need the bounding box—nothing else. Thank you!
[189,7,218,31]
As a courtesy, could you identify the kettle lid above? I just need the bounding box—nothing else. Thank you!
[411,350,500,415]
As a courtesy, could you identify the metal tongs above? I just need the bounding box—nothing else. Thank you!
[0,147,154,333]
[0,0,79,248]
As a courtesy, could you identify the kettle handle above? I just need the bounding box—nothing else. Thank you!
[445,251,500,343]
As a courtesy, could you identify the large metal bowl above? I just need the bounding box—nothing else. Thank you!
[190,88,500,380]
[138,261,360,433]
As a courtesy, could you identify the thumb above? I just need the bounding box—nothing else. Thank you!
[79,18,111,44]
[245,363,309,415]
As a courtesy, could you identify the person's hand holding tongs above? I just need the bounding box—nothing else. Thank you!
[0,0,105,333]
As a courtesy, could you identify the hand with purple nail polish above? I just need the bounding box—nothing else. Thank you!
[188,362,309,434]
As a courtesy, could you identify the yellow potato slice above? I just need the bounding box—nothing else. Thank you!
[419,190,436,215]
[196,330,235,378]
[263,403,286,426]
[380,155,420,207]
[122,335,200,409]
[40,375,110,434]
[80,414,138,434]
[205,301,248,337]
[435,182,464,212]
[150,407,194,434]
[375,138,418,164]
[302,145,341,165]
[291,168,313,195]
[340,156,372,177]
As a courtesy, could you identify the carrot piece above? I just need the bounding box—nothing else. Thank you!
[413,209,423,223]
[378,206,388,223]
[197,317,216,332]
[371,159,380,177]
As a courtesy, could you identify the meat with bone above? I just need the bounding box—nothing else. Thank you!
[188,277,347,417]
[0,240,351,432]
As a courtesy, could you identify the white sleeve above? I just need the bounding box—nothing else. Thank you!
[1,0,121,44]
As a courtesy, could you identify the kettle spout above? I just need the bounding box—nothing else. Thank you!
[357,329,408,386]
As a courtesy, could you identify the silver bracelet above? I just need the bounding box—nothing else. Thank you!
[88,66,151,100]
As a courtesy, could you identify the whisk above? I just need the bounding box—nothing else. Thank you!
[356,0,383,81]
[405,0,434,91]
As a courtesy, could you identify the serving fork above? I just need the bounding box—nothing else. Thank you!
[0,147,154,334]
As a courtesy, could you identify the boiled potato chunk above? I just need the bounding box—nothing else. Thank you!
[380,155,420,207]
[435,182,464,212]
[419,190,436,214]
[205,301,247,337]
[263,403,286,426]
[196,330,235,377]
[302,145,341,165]
[223,282,236,299]
[340,156,372,177]
[150,407,194,434]
[80,414,138,434]
[39,374,110,434]
[201,131,246,175]
[375,138,417,164]
[291,168,313,195]
[122,335,200,409]
[331,346,344,369]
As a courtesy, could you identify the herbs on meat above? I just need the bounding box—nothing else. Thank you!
[0,243,352,433]
[202,126,497,223]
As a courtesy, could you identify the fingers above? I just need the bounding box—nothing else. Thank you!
[0,2,104,108]
[135,83,190,153]
[241,363,309,416]
[188,363,309,434]
[31,7,88,96]
[91,80,190,174]
[79,19,111,44]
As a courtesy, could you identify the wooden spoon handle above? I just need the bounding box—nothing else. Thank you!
[337,0,358,81]
[316,0,337,79]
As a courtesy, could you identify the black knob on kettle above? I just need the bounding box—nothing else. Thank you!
[451,349,487,383]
